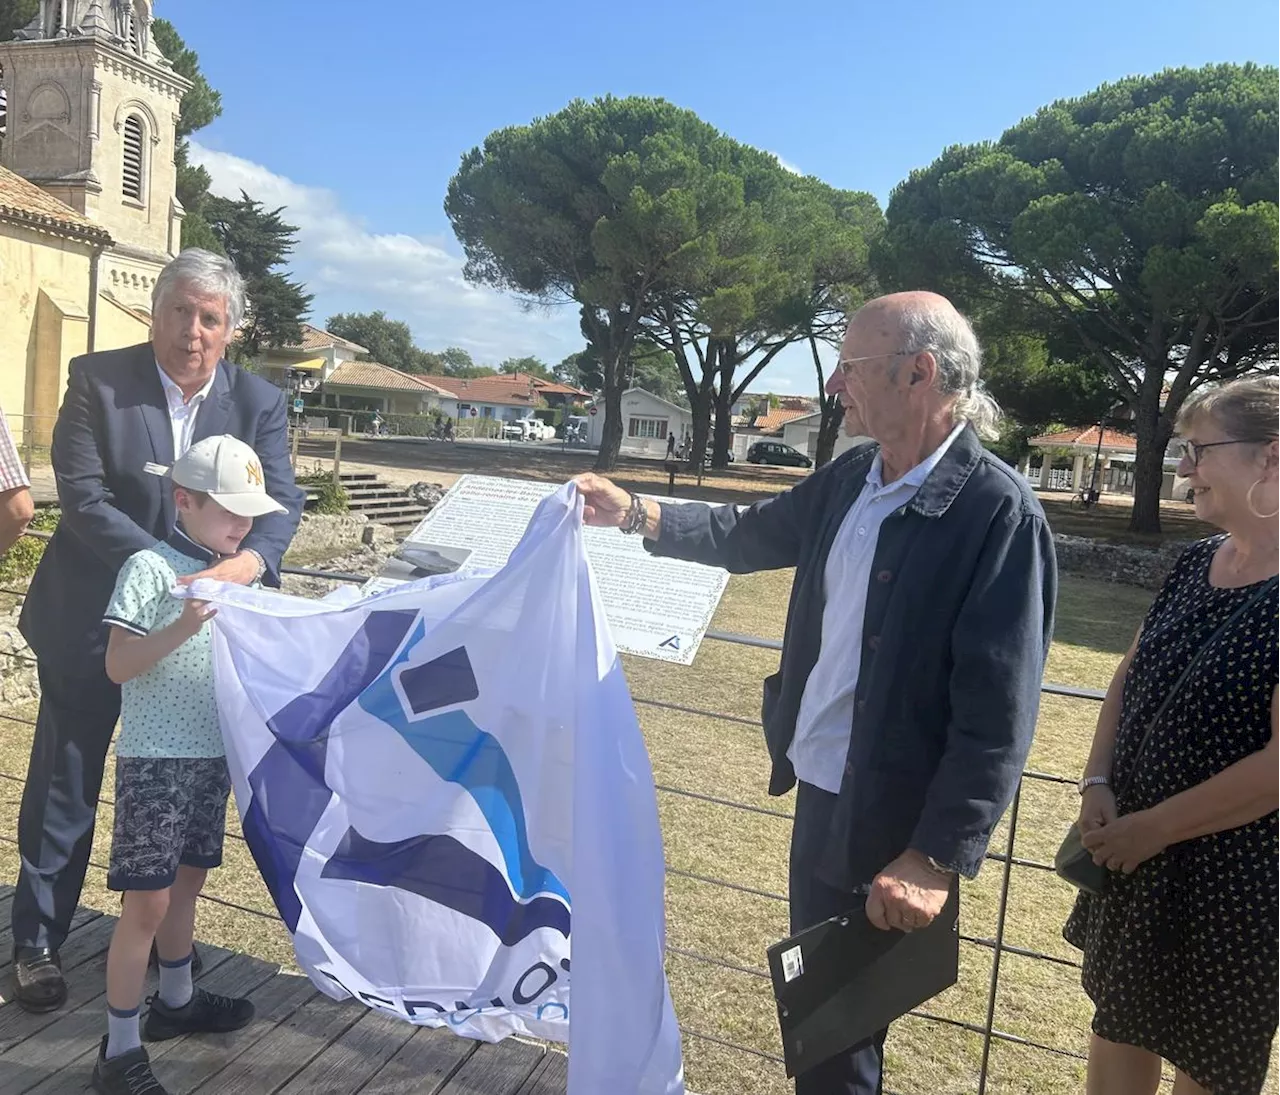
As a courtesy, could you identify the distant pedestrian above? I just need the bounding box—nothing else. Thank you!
[666,432,676,458]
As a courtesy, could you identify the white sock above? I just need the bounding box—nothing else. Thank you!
[106,1004,141,1059]
[157,952,193,1008]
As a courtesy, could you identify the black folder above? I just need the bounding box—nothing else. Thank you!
[766,878,960,1077]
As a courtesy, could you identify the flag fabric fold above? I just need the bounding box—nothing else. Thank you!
[192,483,684,1095]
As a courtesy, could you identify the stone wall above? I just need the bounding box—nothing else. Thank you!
[285,513,398,558]
[1053,535,1188,591]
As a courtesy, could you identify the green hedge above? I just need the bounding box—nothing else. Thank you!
[0,507,61,583]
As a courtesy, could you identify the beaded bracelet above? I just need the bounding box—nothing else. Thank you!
[621,492,647,535]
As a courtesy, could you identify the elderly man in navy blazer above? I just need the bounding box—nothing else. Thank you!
[577,291,1057,1095]
[12,249,304,1012]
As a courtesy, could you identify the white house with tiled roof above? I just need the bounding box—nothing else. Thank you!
[584,388,694,457]
[779,410,868,462]
[257,323,369,395]
[321,361,453,417]
[1024,425,1188,499]
[427,372,589,423]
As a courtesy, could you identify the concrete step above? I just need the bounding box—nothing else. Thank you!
[301,473,433,537]
[303,486,408,502]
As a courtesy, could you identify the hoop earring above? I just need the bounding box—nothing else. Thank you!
[1246,479,1279,520]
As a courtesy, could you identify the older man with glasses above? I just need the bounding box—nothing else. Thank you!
[575,290,1057,1095]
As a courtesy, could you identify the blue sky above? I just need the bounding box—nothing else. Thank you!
[170,0,1279,393]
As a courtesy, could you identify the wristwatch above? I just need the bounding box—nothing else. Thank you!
[243,549,267,584]
[1077,775,1111,795]
[923,854,954,877]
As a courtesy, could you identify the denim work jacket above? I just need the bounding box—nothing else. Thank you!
[645,426,1057,890]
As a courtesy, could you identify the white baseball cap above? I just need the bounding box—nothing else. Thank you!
[146,434,288,518]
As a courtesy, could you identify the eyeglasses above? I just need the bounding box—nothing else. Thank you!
[1175,438,1268,467]
[836,350,915,377]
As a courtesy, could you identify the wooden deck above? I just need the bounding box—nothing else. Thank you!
[0,889,566,1094]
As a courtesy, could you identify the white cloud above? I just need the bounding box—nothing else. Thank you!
[185,142,830,394]
[770,152,803,175]
[188,142,583,365]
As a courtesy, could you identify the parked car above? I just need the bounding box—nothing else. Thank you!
[503,418,556,442]
[747,441,813,468]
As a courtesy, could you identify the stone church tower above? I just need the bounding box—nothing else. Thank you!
[0,1,191,311]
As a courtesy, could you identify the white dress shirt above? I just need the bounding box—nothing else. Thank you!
[789,424,966,793]
[155,362,216,458]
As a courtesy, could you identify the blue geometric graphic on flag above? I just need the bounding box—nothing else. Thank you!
[240,609,570,945]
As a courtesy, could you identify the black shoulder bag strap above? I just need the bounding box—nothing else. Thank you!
[1114,574,1278,800]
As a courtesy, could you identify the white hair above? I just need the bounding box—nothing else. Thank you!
[152,249,246,333]
[897,303,1003,440]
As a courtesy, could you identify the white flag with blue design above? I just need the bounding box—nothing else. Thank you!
[193,484,684,1095]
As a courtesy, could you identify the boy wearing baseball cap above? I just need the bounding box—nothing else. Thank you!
[92,435,286,1095]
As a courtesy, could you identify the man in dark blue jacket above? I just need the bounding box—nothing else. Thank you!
[11,249,304,1013]
[576,291,1056,1095]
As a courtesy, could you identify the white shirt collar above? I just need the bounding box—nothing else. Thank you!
[156,360,217,410]
[866,422,967,494]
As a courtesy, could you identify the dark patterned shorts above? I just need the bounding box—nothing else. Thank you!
[108,756,232,891]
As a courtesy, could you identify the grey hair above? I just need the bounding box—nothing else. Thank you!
[1175,375,1279,443]
[897,303,1003,440]
[152,248,246,333]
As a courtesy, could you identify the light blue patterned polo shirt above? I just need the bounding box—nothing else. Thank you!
[103,530,225,759]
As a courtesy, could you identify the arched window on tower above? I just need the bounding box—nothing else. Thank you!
[122,114,144,200]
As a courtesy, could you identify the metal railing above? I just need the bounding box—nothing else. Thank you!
[0,555,1108,1094]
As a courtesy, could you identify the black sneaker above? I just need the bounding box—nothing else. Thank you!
[91,1037,170,1094]
[142,988,255,1041]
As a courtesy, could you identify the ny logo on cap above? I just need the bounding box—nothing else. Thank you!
[245,460,264,486]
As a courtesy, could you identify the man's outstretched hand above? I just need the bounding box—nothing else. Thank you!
[572,474,633,528]
[177,550,261,588]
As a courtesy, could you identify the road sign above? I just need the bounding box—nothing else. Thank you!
[292,398,304,414]
[589,405,598,416]
[470,407,478,417]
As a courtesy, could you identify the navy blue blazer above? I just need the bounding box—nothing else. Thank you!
[645,426,1057,888]
[20,342,305,674]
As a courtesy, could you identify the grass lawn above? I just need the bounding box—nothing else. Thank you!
[1034,492,1214,546]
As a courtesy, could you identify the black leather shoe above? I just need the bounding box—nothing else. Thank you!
[13,946,67,1013]
[146,942,203,976]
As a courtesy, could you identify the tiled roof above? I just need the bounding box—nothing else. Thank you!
[1028,425,1136,452]
[752,407,816,434]
[526,374,592,397]
[0,165,112,244]
[280,324,369,354]
[426,374,543,407]
[326,361,449,394]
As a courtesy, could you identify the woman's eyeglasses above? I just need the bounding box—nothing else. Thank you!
[1175,438,1267,467]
